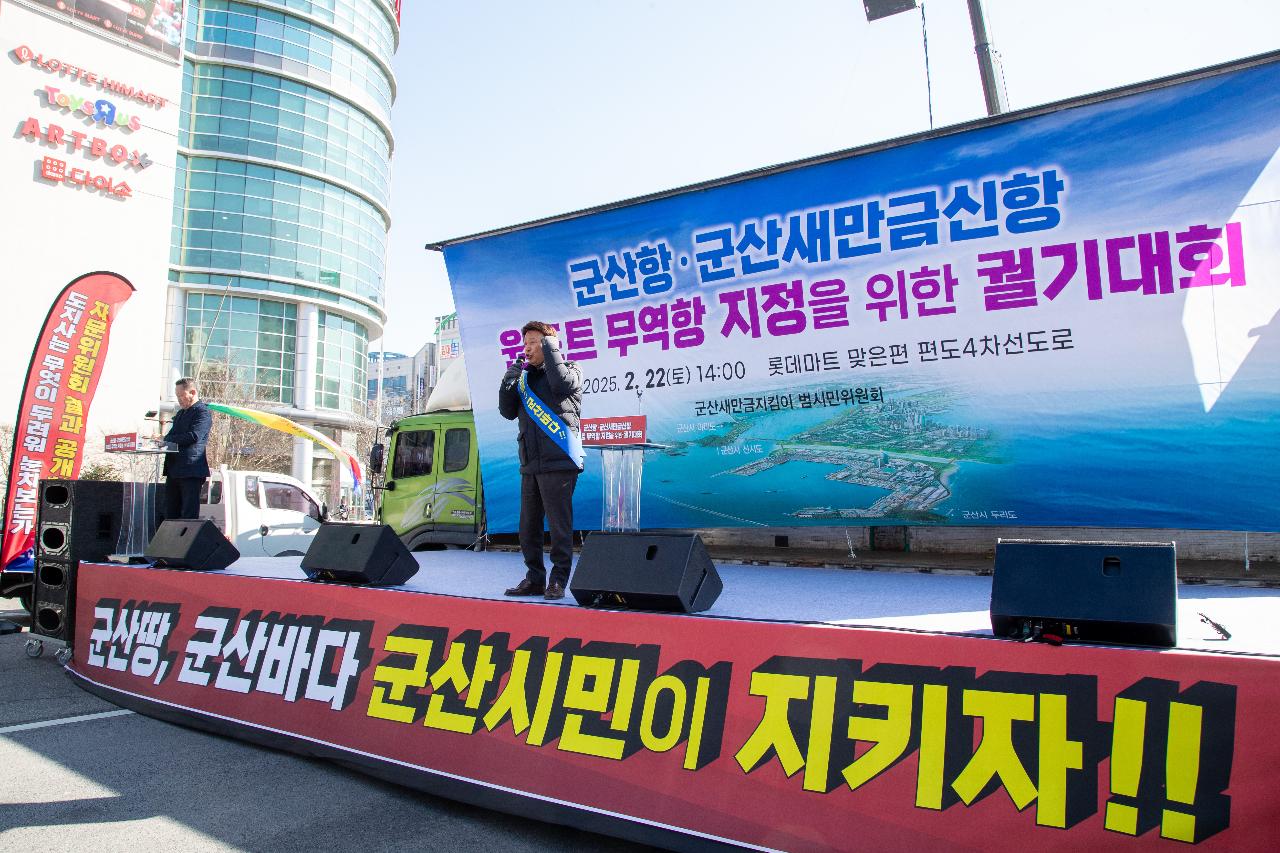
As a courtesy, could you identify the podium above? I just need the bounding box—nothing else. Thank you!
[105,436,174,561]
[590,442,668,532]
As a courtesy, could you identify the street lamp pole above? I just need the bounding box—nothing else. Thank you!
[965,0,1005,115]
[862,0,1006,116]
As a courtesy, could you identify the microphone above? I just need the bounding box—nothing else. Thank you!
[504,355,525,388]
[1198,612,1231,640]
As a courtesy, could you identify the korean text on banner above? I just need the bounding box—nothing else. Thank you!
[441,57,1280,534]
[2,271,135,572]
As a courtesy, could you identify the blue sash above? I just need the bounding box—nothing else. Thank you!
[518,371,584,470]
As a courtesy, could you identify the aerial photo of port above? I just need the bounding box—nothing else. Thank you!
[666,383,999,522]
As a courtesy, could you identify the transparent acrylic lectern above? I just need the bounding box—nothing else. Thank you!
[106,439,174,562]
[590,442,668,532]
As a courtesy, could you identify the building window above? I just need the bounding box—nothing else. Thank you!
[171,271,382,326]
[369,375,408,396]
[193,0,394,114]
[184,292,297,404]
[172,156,387,307]
[182,64,391,206]
[315,310,369,413]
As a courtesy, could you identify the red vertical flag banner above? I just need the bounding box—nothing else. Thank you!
[2,272,135,573]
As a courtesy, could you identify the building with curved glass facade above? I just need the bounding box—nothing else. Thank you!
[165,0,398,496]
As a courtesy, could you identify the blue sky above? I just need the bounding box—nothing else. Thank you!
[379,0,1280,355]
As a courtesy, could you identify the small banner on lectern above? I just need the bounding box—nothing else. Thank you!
[582,415,647,445]
[105,433,141,452]
[2,272,134,573]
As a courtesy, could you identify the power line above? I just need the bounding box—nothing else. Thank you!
[920,1,935,129]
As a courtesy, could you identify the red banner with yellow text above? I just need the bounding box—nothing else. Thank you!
[70,563,1279,851]
[2,272,134,572]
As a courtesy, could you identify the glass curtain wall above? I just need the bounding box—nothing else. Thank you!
[171,0,395,424]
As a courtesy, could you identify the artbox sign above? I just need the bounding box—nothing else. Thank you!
[11,44,168,203]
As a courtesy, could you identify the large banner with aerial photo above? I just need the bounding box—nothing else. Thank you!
[442,54,1280,534]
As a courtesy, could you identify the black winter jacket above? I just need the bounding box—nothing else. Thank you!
[498,337,583,474]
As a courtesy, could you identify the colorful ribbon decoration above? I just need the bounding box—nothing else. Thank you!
[205,403,363,491]
[518,372,584,470]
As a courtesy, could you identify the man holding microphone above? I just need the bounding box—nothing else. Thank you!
[497,321,584,600]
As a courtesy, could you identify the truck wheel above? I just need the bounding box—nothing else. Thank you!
[18,585,33,615]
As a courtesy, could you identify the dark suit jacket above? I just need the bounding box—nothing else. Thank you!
[163,400,212,478]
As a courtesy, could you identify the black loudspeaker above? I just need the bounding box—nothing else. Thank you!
[990,539,1178,647]
[570,532,723,613]
[301,523,418,586]
[32,479,127,643]
[36,479,125,563]
[145,519,240,572]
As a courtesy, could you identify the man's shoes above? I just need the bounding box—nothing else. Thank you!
[544,582,565,601]
[504,578,544,596]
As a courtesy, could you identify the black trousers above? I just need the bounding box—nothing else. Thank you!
[519,470,578,587]
[165,476,206,521]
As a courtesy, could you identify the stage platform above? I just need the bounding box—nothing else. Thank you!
[63,550,1280,852]
[219,550,1280,656]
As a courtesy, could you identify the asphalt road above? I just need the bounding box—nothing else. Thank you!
[0,604,651,852]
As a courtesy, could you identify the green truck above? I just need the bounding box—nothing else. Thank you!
[370,357,486,549]
[373,409,484,549]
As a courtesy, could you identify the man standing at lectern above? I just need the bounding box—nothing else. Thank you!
[163,377,212,520]
[498,321,584,600]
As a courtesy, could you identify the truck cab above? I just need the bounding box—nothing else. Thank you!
[378,411,482,549]
[200,466,326,557]
[374,356,484,549]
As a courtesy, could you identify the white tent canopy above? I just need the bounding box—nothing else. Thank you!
[425,355,471,412]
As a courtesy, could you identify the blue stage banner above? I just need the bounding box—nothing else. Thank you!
[442,55,1280,533]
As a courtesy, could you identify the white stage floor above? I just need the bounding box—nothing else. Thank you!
[214,550,1280,657]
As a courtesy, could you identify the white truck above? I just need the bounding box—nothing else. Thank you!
[2,467,326,617]
[200,466,326,557]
